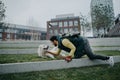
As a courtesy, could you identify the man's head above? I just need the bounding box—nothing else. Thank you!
[50,36,58,46]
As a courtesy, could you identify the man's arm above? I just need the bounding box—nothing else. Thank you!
[47,48,61,56]
[62,38,76,58]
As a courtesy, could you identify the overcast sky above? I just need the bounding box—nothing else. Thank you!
[2,0,120,28]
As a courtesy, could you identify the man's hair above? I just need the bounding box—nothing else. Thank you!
[50,36,58,41]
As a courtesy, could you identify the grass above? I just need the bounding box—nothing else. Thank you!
[0,63,120,80]
[0,54,56,64]
[94,50,120,56]
[0,50,120,64]
[0,47,37,49]
[0,50,120,80]
[92,46,120,47]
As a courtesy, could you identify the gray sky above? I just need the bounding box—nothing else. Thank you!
[2,0,120,28]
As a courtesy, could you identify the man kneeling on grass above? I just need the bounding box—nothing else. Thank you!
[46,35,114,67]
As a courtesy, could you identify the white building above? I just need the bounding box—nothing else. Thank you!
[0,23,46,41]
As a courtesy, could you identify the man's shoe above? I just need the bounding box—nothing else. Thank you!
[107,56,114,67]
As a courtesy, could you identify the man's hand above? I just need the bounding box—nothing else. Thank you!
[65,56,72,62]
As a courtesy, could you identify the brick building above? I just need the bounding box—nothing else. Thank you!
[46,14,81,39]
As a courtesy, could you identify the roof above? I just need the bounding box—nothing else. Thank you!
[51,16,80,22]
[6,23,46,32]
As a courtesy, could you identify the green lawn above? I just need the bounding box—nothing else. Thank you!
[0,50,120,64]
[0,63,120,80]
[94,50,120,56]
[0,47,37,49]
[0,50,120,80]
[0,54,56,64]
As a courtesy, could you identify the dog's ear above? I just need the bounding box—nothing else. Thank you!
[43,45,49,50]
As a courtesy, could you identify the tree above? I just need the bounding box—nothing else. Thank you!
[0,0,8,40]
[0,0,6,22]
[91,5,114,37]
[79,13,91,36]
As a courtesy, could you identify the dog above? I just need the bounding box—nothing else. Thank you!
[37,44,55,59]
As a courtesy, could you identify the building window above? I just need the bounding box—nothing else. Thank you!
[51,22,58,27]
[0,33,2,37]
[7,34,10,39]
[74,21,78,26]
[6,29,10,33]
[64,28,69,33]
[69,28,73,32]
[54,29,58,34]
[73,28,78,32]
[64,21,68,27]
[59,22,62,27]
[15,29,18,33]
[0,29,2,32]
[69,21,73,26]
[59,28,63,33]
[49,29,53,34]
[74,28,78,31]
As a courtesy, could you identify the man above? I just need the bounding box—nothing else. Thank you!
[47,35,114,66]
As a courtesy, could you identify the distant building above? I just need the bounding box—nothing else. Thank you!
[108,14,120,37]
[91,0,114,37]
[46,14,81,39]
[0,23,46,41]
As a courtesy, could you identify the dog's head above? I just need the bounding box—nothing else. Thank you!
[43,45,49,50]
[38,44,55,59]
[38,44,49,57]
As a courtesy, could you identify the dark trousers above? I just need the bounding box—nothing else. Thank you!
[83,38,109,60]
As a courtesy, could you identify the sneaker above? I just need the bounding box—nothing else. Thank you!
[107,56,114,67]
